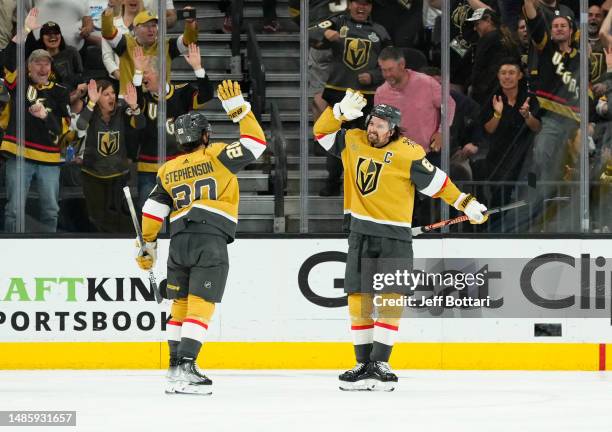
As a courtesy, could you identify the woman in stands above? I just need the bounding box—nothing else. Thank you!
[25,20,85,104]
[76,79,144,233]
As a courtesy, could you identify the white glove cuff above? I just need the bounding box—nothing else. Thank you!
[332,103,343,120]
[230,101,251,123]
[223,94,247,111]
[453,193,469,210]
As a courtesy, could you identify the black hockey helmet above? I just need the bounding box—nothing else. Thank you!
[174,111,212,150]
[365,104,401,130]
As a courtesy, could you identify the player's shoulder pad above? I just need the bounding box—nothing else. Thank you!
[345,127,365,140]
[208,141,228,156]
[398,137,427,160]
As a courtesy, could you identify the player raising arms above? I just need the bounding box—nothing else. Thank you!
[314,90,488,391]
[134,80,266,395]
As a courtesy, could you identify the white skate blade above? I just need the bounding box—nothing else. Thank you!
[173,381,213,396]
[369,379,396,392]
[339,379,373,391]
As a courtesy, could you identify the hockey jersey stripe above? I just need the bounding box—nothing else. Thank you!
[351,326,374,346]
[351,324,375,330]
[184,318,208,329]
[167,320,182,342]
[0,141,60,164]
[373,322,398,346]
[315,132,338,151]
[181,319,208,343]
[3,135,58,153]
[418,167,448,197]
[143,212,163,223]
[374,321,399,331]
[239,134,267,158]
[142,199,171,220]
[349,211,412,228]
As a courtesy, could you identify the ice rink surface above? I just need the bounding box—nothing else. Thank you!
[1,370,612,432]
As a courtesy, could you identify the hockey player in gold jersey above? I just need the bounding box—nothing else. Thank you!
[134,80,266,395]
[314,89,488,391]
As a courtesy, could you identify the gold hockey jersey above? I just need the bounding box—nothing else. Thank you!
[314,107,463,240]
[141,111,266,242]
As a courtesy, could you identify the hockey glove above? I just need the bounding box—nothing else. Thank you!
[135,239,157,270]
[333,88,367,121]
[454,193,489,224]
[217,80,251,123]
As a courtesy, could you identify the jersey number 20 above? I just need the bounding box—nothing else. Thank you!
[172,177,218,210]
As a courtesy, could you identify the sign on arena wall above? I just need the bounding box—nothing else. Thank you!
[0,239,611,343]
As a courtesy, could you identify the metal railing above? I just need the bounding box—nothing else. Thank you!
[270,101,287,233]
[416,180,610,234]
[245,23,266,122]
[230,0,244,74]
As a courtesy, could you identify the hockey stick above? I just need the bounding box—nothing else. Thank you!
[411,199,528,237]
[411,195,572,237]
[123,186,163,304]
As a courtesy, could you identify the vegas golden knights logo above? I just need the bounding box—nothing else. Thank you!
[26,86,38,103]
[590,52,604,83]
[98,131,120,156]
[147,102,158,120]
[356,157,383,195]
[343,38,371,70]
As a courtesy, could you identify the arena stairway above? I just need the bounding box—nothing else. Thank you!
[172,0,344,233]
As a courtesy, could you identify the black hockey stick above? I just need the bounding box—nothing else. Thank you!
[123,186,163,304]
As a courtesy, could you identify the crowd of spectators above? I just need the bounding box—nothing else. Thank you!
[308,0,611,232]
[0,0,202,233]
[0,0,609,234]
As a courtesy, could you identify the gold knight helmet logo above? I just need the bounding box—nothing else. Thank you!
[343,38,371,70]
[98,131,120,157]
[356,157,383,195]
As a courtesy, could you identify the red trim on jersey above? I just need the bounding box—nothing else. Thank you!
[315,134,327,140]
[4,135,58,152]
[351,324,374,330]
[432,175,450,198]
[167,320,183,327]
[599,344,606,371]
[374,321,399,331]
[535,90,580,112]
[184,318,208,330]
[240,134,267,145]
[143,212,163,223]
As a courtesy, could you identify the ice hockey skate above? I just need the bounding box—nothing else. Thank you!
[172,358,213,396]
[164,358,180,394]
[338,362,371,391]
[367,361,398,392]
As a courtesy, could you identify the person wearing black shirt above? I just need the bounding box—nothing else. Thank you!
[480,59,541,223]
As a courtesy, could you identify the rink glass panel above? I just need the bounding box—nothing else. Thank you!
[2,0,609,236]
